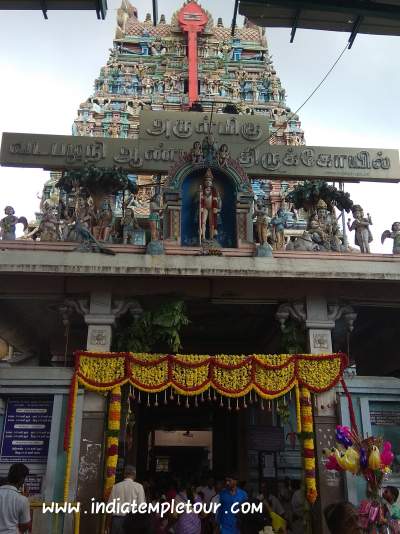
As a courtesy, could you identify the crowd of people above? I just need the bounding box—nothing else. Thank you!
[106,468,308,534]
[1,462,400,533]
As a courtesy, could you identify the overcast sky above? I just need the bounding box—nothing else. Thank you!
[0,0,399,251]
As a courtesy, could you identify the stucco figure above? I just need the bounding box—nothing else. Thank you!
[381,222,400,255]
[270,208,287,250]
[254,202,270,246]
[347,205,373,253]
[199,168,221,243]
[0,206,28,240]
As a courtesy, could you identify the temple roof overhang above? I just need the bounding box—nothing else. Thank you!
[0,243,399,282]
[239,0,400,37]
[0,0,107,19]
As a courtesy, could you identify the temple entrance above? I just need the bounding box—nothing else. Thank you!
[129,397,303,498]
[133,403,242,483]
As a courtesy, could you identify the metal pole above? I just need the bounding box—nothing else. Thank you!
[152,0,158,26]
[231,0,239,36]
[339,182,348,247]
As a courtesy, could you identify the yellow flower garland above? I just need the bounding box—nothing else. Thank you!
[300,386,317,504]
[104,386,121,500]
[64,351,346,504]
[76,352,346,398]
[63,374,78,502]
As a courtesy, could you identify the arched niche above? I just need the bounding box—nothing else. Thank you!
[163,158,254,249]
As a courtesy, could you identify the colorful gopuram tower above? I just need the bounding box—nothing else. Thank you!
[72,0,305,213]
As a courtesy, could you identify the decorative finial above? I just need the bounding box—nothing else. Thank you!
[159,14,166,23]
[217,17,223,27]
[145,12,152,22]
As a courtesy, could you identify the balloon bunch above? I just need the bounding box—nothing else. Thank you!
[323,426,394,486]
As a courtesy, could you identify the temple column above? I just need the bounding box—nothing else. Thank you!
[84,291,115,351]
[62,293,142,531]
[276,298,356,534]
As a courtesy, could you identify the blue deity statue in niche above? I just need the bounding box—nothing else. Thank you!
[181,167,236,248]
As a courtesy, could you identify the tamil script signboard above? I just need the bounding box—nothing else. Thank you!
[1,111,399,182]
[371,410,400,426]
[0,398,53,464]
[139,110,268,151]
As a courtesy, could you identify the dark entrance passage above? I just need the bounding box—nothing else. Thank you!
[132,403,242,483]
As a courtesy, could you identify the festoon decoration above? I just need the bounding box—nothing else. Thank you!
[63,351,348,503]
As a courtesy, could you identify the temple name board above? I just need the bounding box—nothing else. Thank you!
[139,110,268,148]
[1,131,399,183]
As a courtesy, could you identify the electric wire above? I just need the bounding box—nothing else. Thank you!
[256,40,350,148]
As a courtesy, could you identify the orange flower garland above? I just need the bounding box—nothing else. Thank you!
[300,386,317,504]
[104,386,121,500]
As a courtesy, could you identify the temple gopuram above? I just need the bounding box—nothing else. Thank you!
[70,0,304,229]
[0,2,400,534]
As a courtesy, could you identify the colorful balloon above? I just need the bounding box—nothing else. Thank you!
[335,425,353,448]
[380,442,394,467]
[360,447,368,469]
[343,447,360,474]
[368,445,381,470]
[322,448,343,471]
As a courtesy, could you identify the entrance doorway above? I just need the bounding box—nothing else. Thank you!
[132,403,241,483]
[151,429,212,480]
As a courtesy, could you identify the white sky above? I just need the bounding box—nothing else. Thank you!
[0,0,399,252]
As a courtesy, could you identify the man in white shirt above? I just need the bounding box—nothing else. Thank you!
[106,465,146,534]
[196,476,216,504]
[0,463,31,534]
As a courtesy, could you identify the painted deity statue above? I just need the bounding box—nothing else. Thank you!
[149,192,162,242]
[217,144,230,167]
[92,201,113,242]
[347,205,373,253]
[38,205,59,242]
[270,208,287,250]
[74,198,92,231]
[381,222,400,254]
[0,206,28,240]
[309,199,342,251]
[254,202,270,246]
[199,168,221,243]
[121,208,140,244]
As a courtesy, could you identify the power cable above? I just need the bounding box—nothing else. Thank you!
[256,40,349,149]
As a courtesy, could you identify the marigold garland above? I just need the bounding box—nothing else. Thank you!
[300,386,317,504]
[64,351,347,504]
[104,386,121,500]
[74,352,347,397]
[63,374,78,502]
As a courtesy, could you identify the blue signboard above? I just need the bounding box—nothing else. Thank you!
[0,398,53,464]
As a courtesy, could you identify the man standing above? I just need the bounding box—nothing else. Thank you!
[217,474,247,534]
[0,463,31,534]
[106,465,146,534]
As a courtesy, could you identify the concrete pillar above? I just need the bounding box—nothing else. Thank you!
[276,298,356,533]
[84,291,115,351]
[305,296,343,534]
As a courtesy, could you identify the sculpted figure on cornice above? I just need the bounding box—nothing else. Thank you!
[92,200,113,242]
[381,222,400,254]
[347,205,373,254]
[254,201,270,246]
[0,206,28,241]
[308,199,342,252]
[38,205,59,242]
